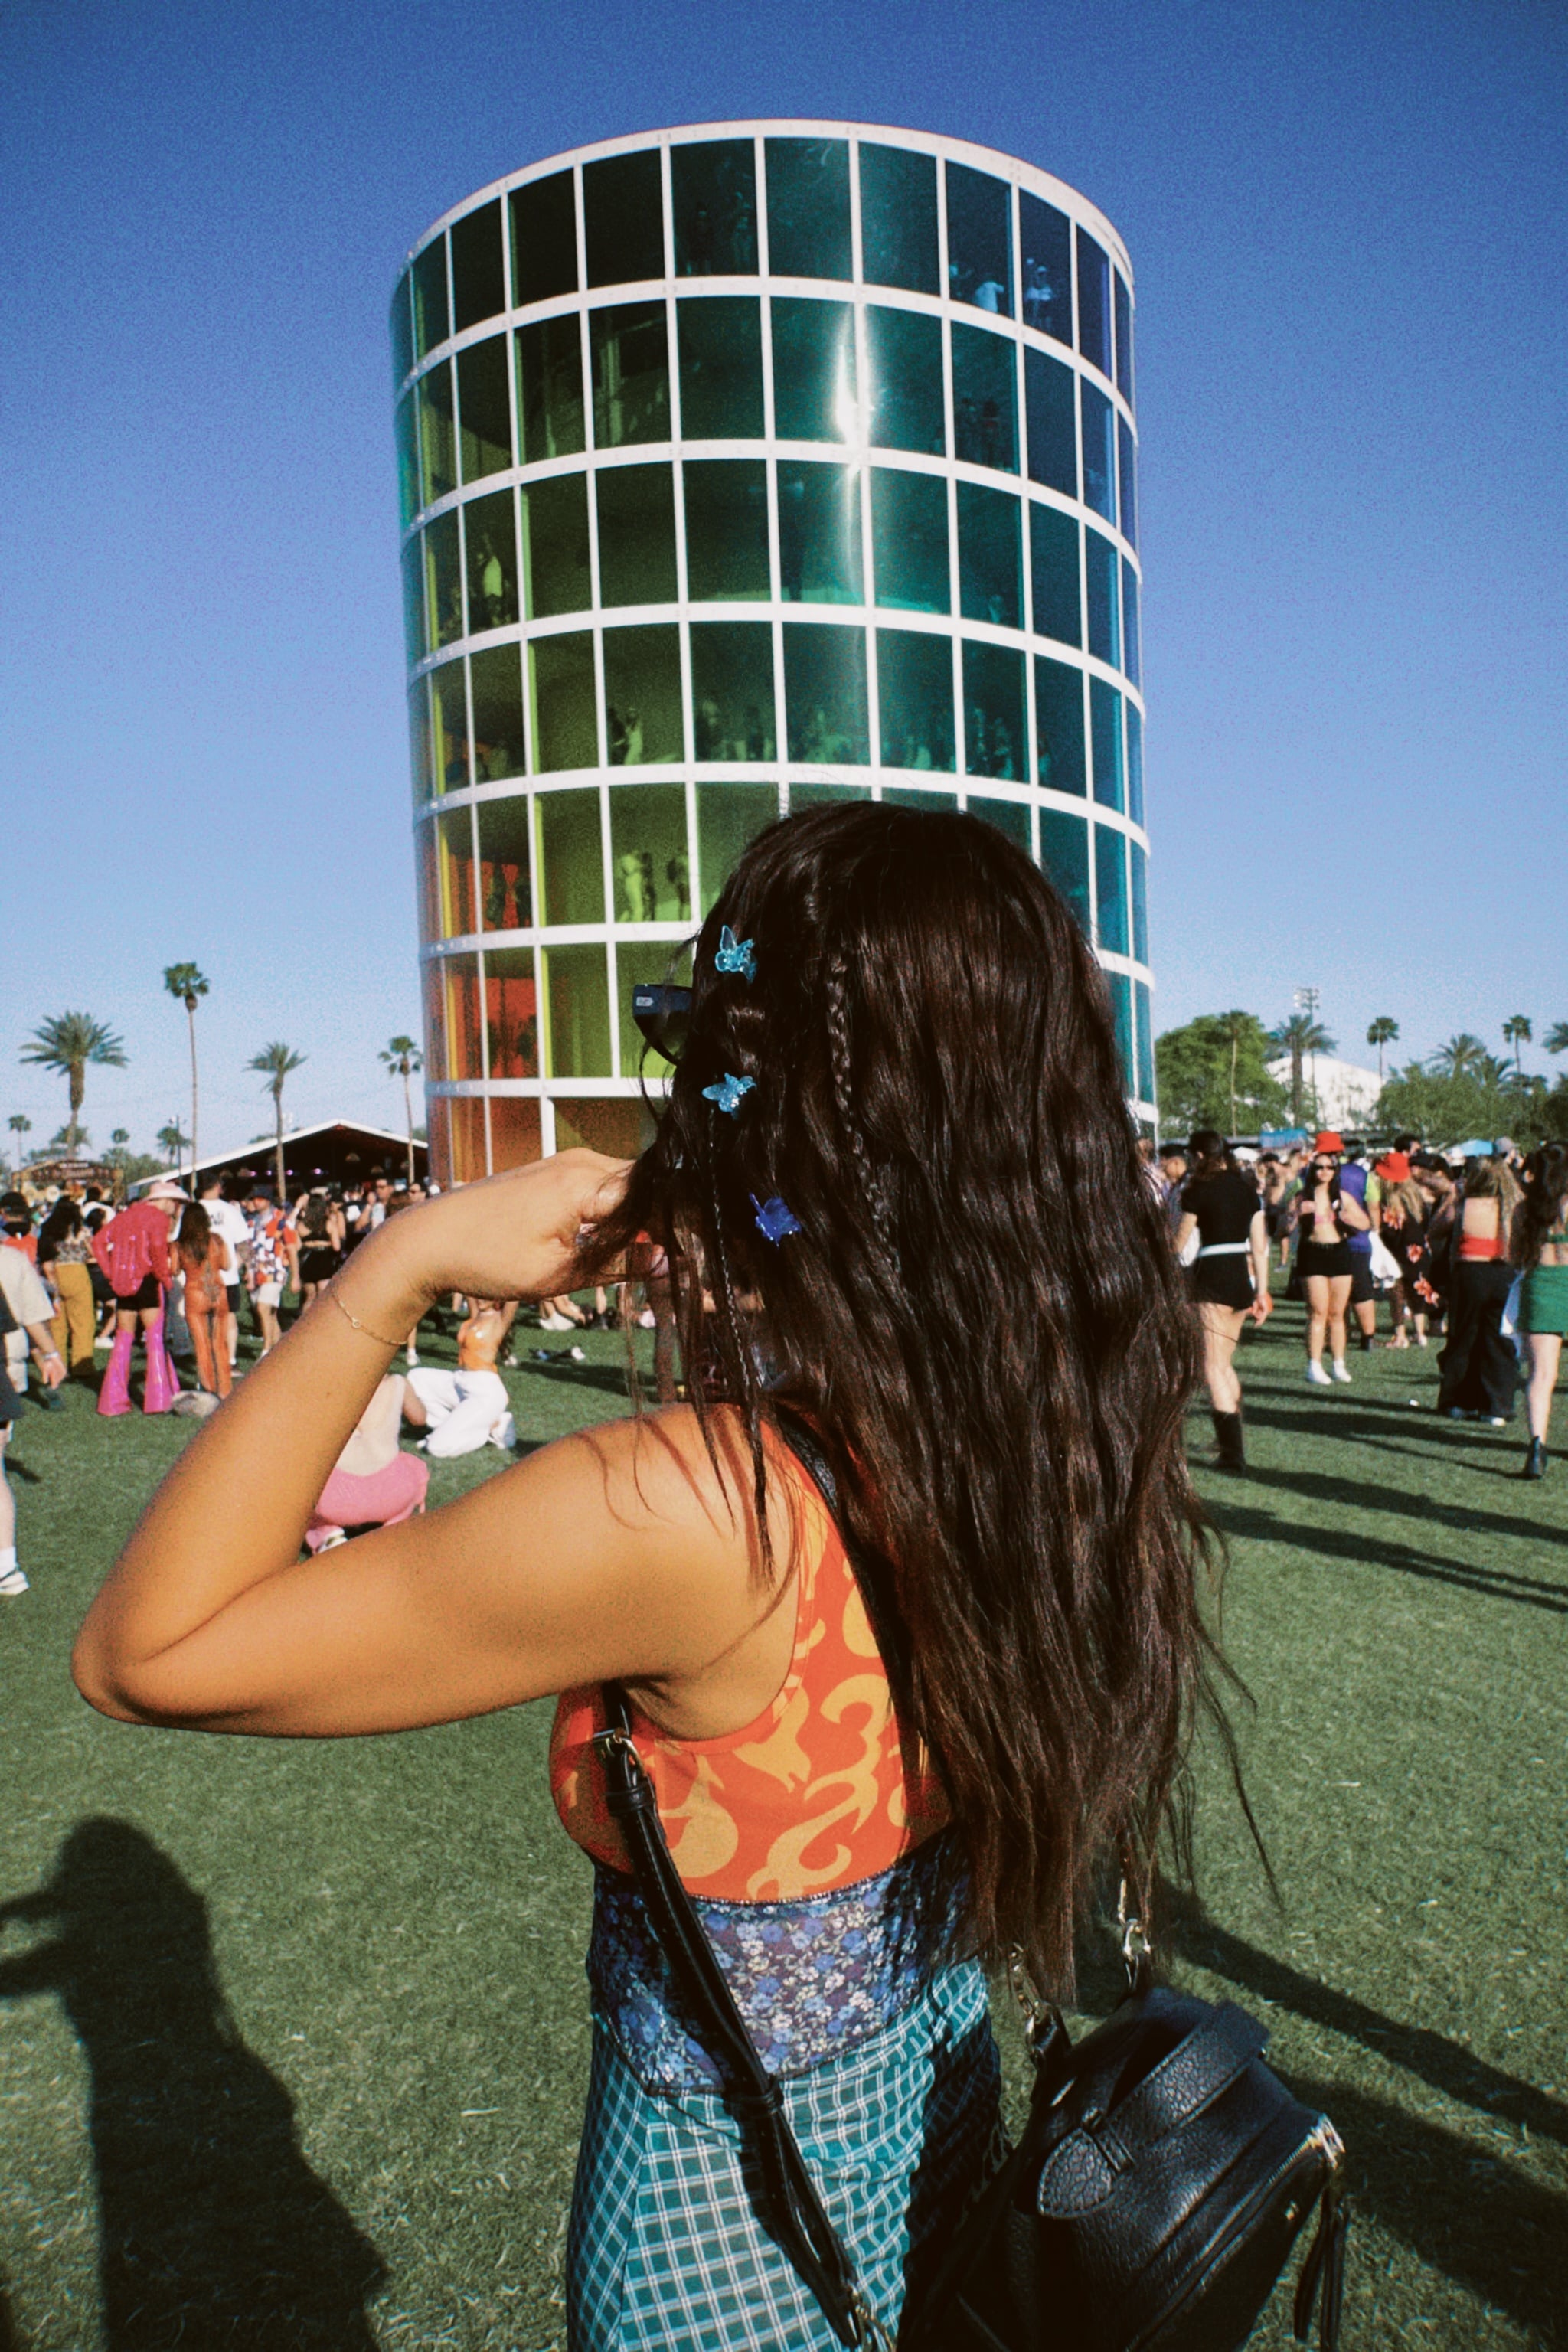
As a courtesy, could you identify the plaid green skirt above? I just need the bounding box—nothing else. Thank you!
[567,1958,1002,2350]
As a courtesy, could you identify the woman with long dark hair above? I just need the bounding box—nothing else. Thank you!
[72,805,1227,2347]
[1288,1135,1370,1386]
[1171,1132,1270,1468]
[173,1202,233,1400]
[36,1198,98,1383]
[1512,1143,1568,1478]
[1437,1155,1522,1426]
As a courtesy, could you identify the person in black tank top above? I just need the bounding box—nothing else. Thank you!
[1171,1132,1271,1470]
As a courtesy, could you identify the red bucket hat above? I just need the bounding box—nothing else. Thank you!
[1313,1131,1344,1156]
[1375,1151,1411,1182]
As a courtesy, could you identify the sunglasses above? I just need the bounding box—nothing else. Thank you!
[632,983,691,1065]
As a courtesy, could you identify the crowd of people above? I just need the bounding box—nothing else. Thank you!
[1144,1128,1568,1477]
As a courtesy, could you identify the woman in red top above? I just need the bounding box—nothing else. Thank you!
[73,806,1220,2347]
[91,1186,181,1416]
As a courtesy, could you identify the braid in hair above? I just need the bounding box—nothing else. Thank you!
[824,953,899,1272]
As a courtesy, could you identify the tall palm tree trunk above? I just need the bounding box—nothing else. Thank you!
[403,1068,415,1187]
[188,1004,200,1178]
[273,1093,286,1202]
[68,1069,84,1155]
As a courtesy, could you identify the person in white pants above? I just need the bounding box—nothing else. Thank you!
[402,1298,515,1457]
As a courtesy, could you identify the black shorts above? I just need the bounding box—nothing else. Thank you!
[1194,1257,1256,1311]
[114,1274,162,1313]
[0,1365,18,1425]
[1348,1255,1375,1305]
[1296,1240,1353,1282]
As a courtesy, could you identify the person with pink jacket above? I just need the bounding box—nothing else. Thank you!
[92,1182,183,1416]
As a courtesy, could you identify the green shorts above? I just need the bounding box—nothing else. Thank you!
[1521,1264,1568,1337]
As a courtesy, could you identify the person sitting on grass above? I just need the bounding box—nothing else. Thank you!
[305,1372,429,1550]
[401,1295,515,1458]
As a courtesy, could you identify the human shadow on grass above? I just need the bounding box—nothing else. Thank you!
[516,1357,635,1400]
[0,1819,387,2350]
[1235,1462,1568,1551]
[1202,1499,1568,1614]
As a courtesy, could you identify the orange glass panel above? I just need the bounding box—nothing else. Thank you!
[488,1096,543,1171]
[423,954,482,1083]
[485,949,539,1078]
[449,1095,489,1183]
[425,1095,454,1191]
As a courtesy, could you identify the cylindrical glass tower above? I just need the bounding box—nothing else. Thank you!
[392,122,1152,1181]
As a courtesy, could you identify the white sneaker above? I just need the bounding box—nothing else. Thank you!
[538,1313,574,1331]
[1331,1361,1353,1383]
[0,1569,29,1596]
[405,1348,420,1367]
[1305,1362,1332,1387]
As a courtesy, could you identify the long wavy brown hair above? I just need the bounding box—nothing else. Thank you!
[589,802,1232,1990]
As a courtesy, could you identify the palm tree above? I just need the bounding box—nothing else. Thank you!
[247,1043,305,1200]
[164,964,210,1177]
[20,1013,129,1155]
[1501,1014,1532,1076]
[108,1128,130,1165]
[1546,1021,1568,1058]
[1214,1011,1252,1138]
[1432,1032,1487,1081]
[1366,1015,1399,1083]
[380,1036,424,1186]
[7,1112,31,1172]
[1270,1013,1335,1127]
[157,1121,190,1168]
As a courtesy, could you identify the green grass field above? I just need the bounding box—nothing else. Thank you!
[2,1300,1564,2350]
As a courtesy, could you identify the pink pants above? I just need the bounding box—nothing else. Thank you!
[305,1452,430,1552]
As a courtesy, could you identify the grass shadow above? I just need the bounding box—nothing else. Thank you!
[1204,1499,1568,1614]
[1238,1462,1566,1550]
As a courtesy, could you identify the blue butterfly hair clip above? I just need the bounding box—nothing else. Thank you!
[702,1073,755,1116]
[751,1194,802,1245]
[714,926,756,982]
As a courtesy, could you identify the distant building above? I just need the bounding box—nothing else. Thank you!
[394,122,1152,1181]
[1266,1055,1382,1134]
[132,1122,428,1195]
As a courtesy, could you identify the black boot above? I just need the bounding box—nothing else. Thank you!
[1521,1437,1547,1480]
[1212,1410,1246,1470]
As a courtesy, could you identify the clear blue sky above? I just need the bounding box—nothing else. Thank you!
[4,0,1564,1156]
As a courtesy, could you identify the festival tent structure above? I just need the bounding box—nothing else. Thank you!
[132,1122,428,1197]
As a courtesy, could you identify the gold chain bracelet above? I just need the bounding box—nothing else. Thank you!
[328,1282,403,1351]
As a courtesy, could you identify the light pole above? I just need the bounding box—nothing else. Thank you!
[1295,987,1321,1129]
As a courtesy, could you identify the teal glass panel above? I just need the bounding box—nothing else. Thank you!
[521,474,590,619]
[595,464,678,606]
[451,200,505,332]
[859,145,939,295]
[1024,348,1076,498]
[865,306,946,456]
[676,297,764,438]
[1109,970,1134,1092]
[412,238,449,358]
[431,658,469,791]
[1077,227,1112,376]
[610,782,691,920]
[529,633,598,773]
[870,469,949,614]
[876,629,954,772]
[1122,561,1140,687]
[784,623,868,763]
[408,681,432,801]
[1081,380,1115,522]
[390,273,413,386]
[946,160,1012,315]
[469,644,525,782]
[1020,194,1072,345]
[476,795,532,928]
[684,460,769,601]
[517,316,585,462]
[697,782,779,913]
[1131,840,1149,965]
[1034,655,1086,795]
[968,795,1031,851]
[1117,416,1137,547]
[951,324,1018,472]
[962,641,1024,780]
[536,788,605,924]
[883,786,957,810]
[395,390,418,527]
[423,510,462,648]
[1115,275,1135,404]
[1096,825,1129,954]
[779,462,862,605]
[400,538,424,663]
[789,782,869,810]
[1090,679,1124,811]
[1125,702,1144,825]
[604,624,684,764]
[771,299,856,443]
[617,949,694,1084]
[673,140,757,275]
[691,623,776,760]
[1085,529,1121,668]
[510,171,577,306]
[1135,980,1154,1101]
[417,361,457,505]
[583,150,665,288]
[764,138,851,279]
[957,483,1022,629]
[1029,503,1080,648]
[462,488,518,632]
[590,302,670,448]
[1040,809,1089,935]
[542,942,612,1075]
[457,336,512,482]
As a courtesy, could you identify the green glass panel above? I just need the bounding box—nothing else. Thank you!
[417,361,457,505]
[1081,379,1115,521]
[529,635,598,774]
[390,273,413,385]
[763,138,851,279]
[1029,504,1080,648]
[1020,194,1072,345]
[946,160,1012,315]
[457,335,512,482]
[543,942,612,1076]
[596,464,678,607]
[1024,348,1076,497]
[865,307,945,456]
[691,623,776,761]
[1091,678,1125,812]
[957,483,1022,629]
[1035,656,1086,796]
[870,469,949,614]
[400,538,424,664]
[604,625,684,765]
[696,781,779,913]
[610,782,691,920]
[967,795,1031,851]
[784,622,868,763]
[951,323,1018,472]
[1131,841,1149,965]
[476,794,533,929]
[1085,529,1120,667]
[789,782,869,810]
[962,640,1024,780]
[1040,808,1089,935]
[521,474,590,619]
[591,302,670,448]
[423,510,462,648]
[684,461,769,601]
[430,658,469,792]
[535,786,604,923]
[462,489,518,632]
[408,680,433,802]
[485,945,539,1079]
[876,629,954,772]
[779,462,862,605]
[883,786,958,811]
[771,298,856,443]
[510,171,578,306]
[1108,969,1134,1092]
[1122,560,1140,687]
[412,238,449,358]
[1118,415,1137,547]
[450,200,505,332]
[469,645,525,782]
[1077,227,1112,376]
[433,807,479,938]
[859,146,939,295]
[1135,980,1154,1101]
[516,316,585,462]
[676,297,763,438]
[584,150,665,288]
[673,141,757,275]
[1126,703,1144,826]
[395,391,418,527]
[1095,825,1129,955]
[1116,275,1134,400]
